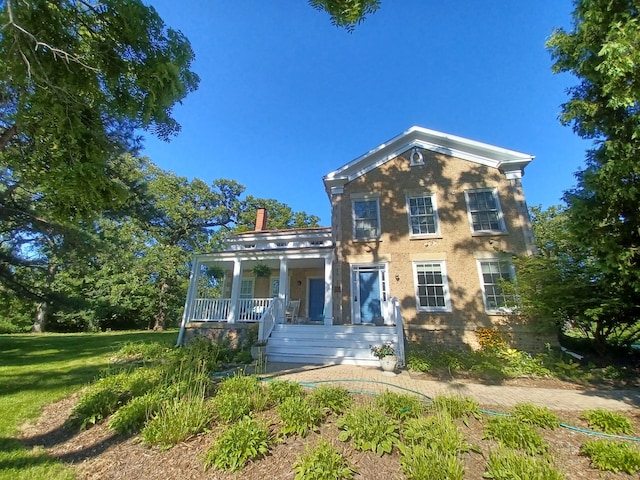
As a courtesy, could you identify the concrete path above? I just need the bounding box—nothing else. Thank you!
[258,362,639,411]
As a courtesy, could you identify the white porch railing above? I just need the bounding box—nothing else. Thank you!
[189,298,273,322]
[258,297,283,342]
[389,297,406,366]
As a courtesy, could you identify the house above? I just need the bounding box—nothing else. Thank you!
[177,126,551,365]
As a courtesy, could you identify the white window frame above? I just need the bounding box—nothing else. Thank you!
[352,198,381,241]
[239,278,255,299]
[406,193,440,237]
[477,259,517,314]
[412,261,451,312]
[464,188,506,234]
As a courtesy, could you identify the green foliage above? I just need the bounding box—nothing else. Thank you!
[337,405,399,456]
[308,0,381,32]
[293,439,356,480]
[108,391,164,435]
[484,417,548,455]
[374,391,425,421]
[401,415,468,454]
[309,385,353,415]
[112,341,175,365]
[399,446,464,480]
[581,440,640,475]
[211,391,253,423]
[485,449,564,480]
[512,403,560,430]
[267,380,305,403]
[277,397,324,438]
[581,409,634,435]
[71,367,162,429]
[141,396,213,449]
[430,395,479,419]
[202,416,270,472]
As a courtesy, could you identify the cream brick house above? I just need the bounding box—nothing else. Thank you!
[177,126,546,365]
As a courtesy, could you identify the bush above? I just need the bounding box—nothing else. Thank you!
[374,391,426,421]
[310,385,353,415]
[267,380,305,404]
[512,403,560,430]
[401,414,468,454]
[108,390,164,434]
[216,373,262,396]
[399,446,464,480]
[582,409,634,435]
[202,416,270,472]
[430,395,479,419]
[338,405,399,456]
[211,391,253,423]
[277,397,324,438]
[484,417,548,455]
[485,448,564,480]
[293,440,356,480]
[581,440,640,474]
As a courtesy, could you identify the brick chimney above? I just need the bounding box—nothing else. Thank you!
[255,208,268,231]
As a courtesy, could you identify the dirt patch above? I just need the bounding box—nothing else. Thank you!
[18,388,640,480]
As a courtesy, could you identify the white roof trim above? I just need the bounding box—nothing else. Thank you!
[323,126,534,191]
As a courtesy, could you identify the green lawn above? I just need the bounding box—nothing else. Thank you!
[0,330,178,480]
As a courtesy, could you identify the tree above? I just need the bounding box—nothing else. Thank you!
[309,0,381,32]
[546,0,640,348]
[0,0,198,310]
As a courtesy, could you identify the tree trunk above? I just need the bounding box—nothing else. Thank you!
[32,302,48,332]
[152,281,170,331]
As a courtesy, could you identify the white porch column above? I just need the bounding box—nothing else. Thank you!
[177,257,201,346]
[323,254,333,326]
[277,258,288,323]
[228,259,242,323]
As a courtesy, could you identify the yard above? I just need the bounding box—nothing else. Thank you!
[1,332,639,479]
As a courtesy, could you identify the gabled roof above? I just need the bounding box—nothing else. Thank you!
[323,126,534,195]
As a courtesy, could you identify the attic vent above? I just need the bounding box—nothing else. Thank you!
[310,241,324,246]
[409,147,424,166]
[276,242,286,247]
[244,244,256,249]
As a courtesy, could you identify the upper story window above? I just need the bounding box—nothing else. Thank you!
[413,261,451,312]
[352,198,380,240]
[407,194,439,236]
[465,188,505,233]
[478,260,517,313]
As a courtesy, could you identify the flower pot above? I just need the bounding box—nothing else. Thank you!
[251,345,267,360]
[380,355,397,373]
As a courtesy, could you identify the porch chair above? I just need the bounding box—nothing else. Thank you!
[285,299,300,324]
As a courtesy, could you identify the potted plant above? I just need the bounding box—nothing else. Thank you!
[252,263,271,278]
[251,340,268,360]
[370,342,397,373]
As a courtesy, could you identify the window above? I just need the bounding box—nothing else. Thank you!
[353,199,380,240]
[413,261,451,312]
[465,189,505,232]
[407,194,439,236]
[478,260,516,313]
[239,278,254,299]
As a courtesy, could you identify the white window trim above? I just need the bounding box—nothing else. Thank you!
[239,277,255,299]
[406,193,440,238]
[351,197,381,241]
[464,188,506,235]
[476,259,516,314]
[412,260,452,313]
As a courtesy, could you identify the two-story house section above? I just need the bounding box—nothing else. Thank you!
[178,126,545,364]
[323,126,537,348]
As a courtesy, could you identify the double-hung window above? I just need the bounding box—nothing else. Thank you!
[478,260,516,313]
[413,261,451,312]
[353,198,380,240]
[465,188,505,233]
[407,194,439,236]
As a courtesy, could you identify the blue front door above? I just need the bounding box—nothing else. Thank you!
[358,270,381,323]
[308,278,325,321]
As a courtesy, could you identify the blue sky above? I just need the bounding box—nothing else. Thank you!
[143,1,589,225]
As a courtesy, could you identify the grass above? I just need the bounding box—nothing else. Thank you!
[0,330,178,480]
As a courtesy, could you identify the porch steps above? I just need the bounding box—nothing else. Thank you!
[265,324,398,366]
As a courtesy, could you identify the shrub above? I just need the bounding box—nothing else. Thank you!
[430,395,479,419]
[581,440,640,475]
[582,409,634,435]
[267,380,305,404]
[108,390,164,434]
[71,367,162,429]
[476,327,508,352]
[293,439,356,480]
[112,341,174,364]
[310,385,353,415]
[216,373,262,396]
[374,391,426,421]
[485,448,564,480]
[141,396,213,449]
[203,416,270,472]
[277,397,324,437]
[401,414,468,454]
[399,445,464,480]
[211,391,253,423]
[512,403,560,430]
[484,417,548,455]
[338,405,399,456]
